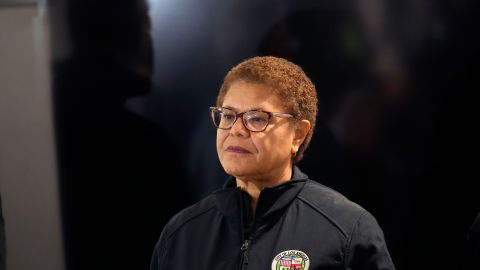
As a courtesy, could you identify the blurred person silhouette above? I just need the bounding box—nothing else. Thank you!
[52,0,191,269]
[150,56,395,270]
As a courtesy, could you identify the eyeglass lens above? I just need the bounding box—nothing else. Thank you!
[212,108,270,131]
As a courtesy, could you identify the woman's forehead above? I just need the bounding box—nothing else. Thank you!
[222,81,285,111]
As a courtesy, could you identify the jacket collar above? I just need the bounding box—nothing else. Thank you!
[214,166,308,221]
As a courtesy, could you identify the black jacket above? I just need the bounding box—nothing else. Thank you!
[150,167,395,270]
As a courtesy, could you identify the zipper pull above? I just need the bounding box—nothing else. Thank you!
[241,239,250,265]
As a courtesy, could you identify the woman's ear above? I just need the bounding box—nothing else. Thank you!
[292,120,311,153]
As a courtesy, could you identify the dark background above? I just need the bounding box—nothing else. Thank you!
[50,0,479,269]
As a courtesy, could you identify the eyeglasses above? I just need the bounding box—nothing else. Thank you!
[210,107,294,132]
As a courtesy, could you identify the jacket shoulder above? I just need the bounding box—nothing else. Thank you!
[297,180,367,238]
[161,194,217,240]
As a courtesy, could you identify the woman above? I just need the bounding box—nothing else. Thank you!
[150,56,395,270]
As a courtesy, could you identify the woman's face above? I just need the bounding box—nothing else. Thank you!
[217,81,302,183]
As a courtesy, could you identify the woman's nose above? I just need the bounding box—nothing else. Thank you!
[229,117,249,137]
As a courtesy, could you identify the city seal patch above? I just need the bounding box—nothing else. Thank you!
[271,249,310,270]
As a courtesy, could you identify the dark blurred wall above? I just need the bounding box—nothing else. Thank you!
[51,0,192,269]
[51,0,479,269]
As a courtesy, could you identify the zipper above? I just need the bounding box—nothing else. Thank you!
[240,239,250,269]
[238,187,265,270]
[240,220,257,270]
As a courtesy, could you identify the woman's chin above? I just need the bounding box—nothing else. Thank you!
[222,162,256,178]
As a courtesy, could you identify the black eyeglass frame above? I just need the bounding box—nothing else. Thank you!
[209,106,294,132]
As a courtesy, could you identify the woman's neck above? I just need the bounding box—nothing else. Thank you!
[235,165,292,216]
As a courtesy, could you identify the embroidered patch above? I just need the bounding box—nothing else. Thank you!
[271,250,310,270]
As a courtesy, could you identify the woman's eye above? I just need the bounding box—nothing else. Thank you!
[223,114,235,120]
[250,117,267,123]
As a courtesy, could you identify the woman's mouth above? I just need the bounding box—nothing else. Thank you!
[225,146,251,153]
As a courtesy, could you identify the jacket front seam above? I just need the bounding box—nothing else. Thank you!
[165,204,217,241]
[343,210,367,267]
[297,195,349,239]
